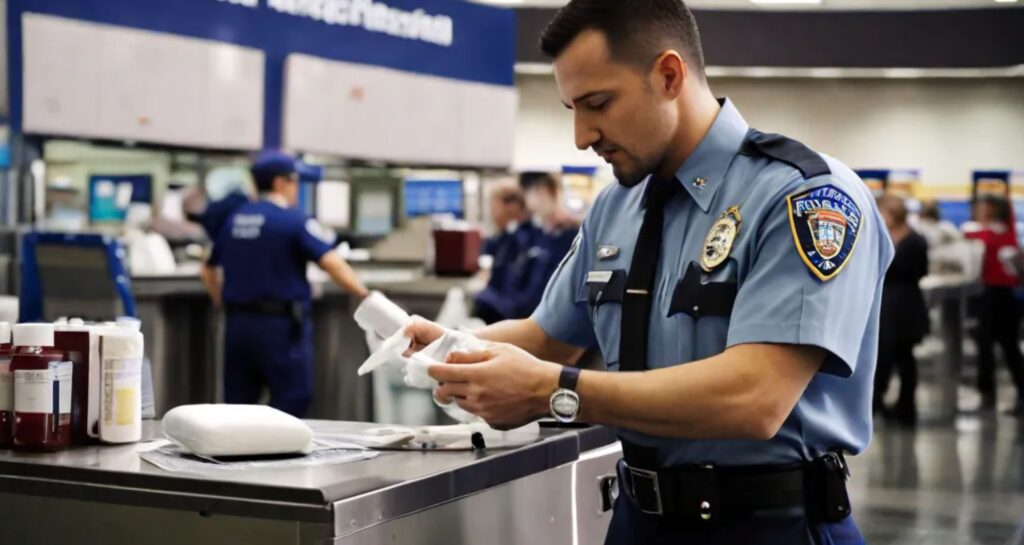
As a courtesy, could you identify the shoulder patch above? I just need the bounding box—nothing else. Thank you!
[786,184,862,282]
[746,130,831,179]
[305,218,336,245]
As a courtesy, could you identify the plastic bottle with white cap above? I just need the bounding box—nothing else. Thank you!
[98,320,143,443]
[0,322,13,447]
[10,323,73,450]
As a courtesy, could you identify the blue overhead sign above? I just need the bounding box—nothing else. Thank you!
[7,0,515,146]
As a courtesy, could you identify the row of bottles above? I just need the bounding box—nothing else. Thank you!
[0,320,144,451]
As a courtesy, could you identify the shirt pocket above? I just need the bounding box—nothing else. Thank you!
[585,269,627,368]
[669,262,737,360]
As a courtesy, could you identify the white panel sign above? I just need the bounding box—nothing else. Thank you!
[316,180,351,229]
[23,13,264,150]
[283,53,516,168]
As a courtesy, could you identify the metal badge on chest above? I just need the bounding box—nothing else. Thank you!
[700,206,742,272]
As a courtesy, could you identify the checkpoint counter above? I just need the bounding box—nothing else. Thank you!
[131,263,478,421]
[0,421,621,545]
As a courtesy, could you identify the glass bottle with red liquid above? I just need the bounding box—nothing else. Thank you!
[0,322,13,447]
[11,323,73,450]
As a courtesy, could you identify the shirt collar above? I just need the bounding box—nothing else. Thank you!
[262,193,289,209]
[642,98,750,213]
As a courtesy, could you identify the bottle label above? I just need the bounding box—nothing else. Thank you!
[0,357,12,411]
[14,362,73,415]
[103,357,141,427]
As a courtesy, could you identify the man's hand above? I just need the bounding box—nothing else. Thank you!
[402,317,447,355]
[428,343,562,428]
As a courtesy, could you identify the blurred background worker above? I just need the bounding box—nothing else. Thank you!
[519,172,580,316]
[964,196,1024,415]
[473,185,539,324]
[183,186,252,242]
[875,195,930,425]
[200,151,369,417]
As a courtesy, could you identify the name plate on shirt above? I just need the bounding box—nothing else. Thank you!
[587,270,614,284]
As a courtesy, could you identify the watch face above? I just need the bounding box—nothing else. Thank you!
[550,389,580,422]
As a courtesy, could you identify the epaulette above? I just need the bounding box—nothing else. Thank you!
[743,129,831,179]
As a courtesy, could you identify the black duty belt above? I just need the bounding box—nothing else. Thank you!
[225,301,307,339]
[617,440,851,523]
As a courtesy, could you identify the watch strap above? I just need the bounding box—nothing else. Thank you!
[559,366,581,391]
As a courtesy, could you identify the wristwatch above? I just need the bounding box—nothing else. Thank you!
[549,366,581,423]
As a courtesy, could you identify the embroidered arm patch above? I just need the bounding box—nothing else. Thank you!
[786,184,862,282]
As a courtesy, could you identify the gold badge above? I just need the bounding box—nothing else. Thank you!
[701,206,742,272]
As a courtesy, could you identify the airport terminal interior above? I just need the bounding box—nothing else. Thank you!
[0,0,1022,543]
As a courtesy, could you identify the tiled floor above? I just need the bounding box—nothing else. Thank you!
[850,385,1024,544]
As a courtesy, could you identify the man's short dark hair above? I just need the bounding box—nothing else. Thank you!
[519,172,560,195]
[252,171,278,193]
[540,0,705,79]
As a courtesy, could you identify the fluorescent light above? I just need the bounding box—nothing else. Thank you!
[750,0,822,4]
[994,0,1019,3]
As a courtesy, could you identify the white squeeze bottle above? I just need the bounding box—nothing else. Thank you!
[99,322,144,443]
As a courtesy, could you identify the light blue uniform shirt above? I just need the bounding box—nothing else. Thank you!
[532,99,894,466]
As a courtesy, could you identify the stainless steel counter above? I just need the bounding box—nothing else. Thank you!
[0,421,620,545]
[131,266,476,421]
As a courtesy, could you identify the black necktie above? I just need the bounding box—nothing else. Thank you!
[619,178,683,372]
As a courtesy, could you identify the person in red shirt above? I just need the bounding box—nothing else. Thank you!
[964,195,1024,414]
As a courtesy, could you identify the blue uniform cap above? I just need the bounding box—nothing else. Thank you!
[251,151,324,184]
[251,151,299,179]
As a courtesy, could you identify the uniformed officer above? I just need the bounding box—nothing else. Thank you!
[520,172,581,318]
[201,151,369,417]
[474,185,540,324]
[405,1,892,543]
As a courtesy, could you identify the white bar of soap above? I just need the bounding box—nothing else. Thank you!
[162,404,314,457]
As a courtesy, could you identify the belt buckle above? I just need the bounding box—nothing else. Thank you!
[627,466,664,516]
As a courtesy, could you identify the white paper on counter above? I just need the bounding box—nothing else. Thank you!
[139,438,378,473]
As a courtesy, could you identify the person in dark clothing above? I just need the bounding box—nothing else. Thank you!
[875,195,930,425]
[520,172,580,316]
[474,185,540,324]
[964,195,1024,415]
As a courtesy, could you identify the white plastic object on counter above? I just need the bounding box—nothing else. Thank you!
[0,322,10,344]
[99,325,144,443]
[162,404,314,457]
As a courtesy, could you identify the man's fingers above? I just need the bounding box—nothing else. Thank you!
[428,362,477,383]
[446,350,491,364]
[433,386,452,405]
[436,381,471,401]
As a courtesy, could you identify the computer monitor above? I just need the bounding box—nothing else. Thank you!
[88,174,153,223]
[404,179,464,219]
[356,190,394,236]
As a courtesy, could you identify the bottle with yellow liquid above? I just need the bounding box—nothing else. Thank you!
[99,322,143,444]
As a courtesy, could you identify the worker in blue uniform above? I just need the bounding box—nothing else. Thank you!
[474,185,540,324]
[520,172,581,319]
[404,2,892,543]
[200,151,369,417]
[187,189,251,240]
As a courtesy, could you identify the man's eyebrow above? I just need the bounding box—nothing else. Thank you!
[562,91,609,109]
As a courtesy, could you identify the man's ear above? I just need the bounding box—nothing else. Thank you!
[651,50,687,99]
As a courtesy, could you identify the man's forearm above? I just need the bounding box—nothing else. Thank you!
[475,319,584,365]
[569,344,823,441]
[319,251,369,299]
